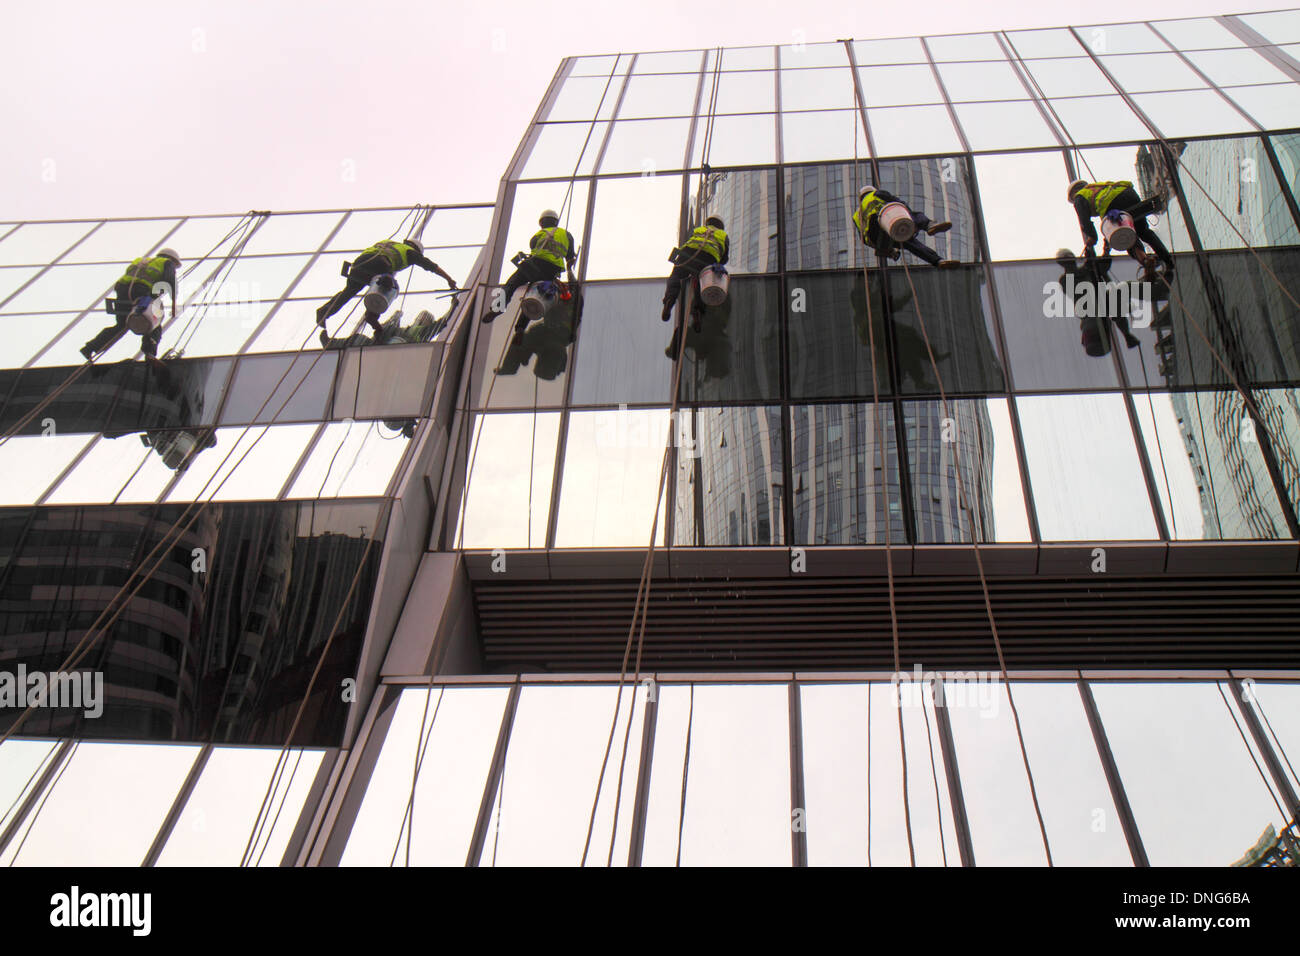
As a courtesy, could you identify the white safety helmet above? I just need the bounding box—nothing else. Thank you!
[859,186,874,200]
[157,247,181,264]
[705,215,725,229]
[1066,179,1088,202]
[539,209,560,226]
[1055,248,1075,262]
[404,238,424,254]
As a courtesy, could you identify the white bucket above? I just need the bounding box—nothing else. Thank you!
[1101,211,1137,252]
[156,431,198,470]
[521,281,558,320]
[879,202,916,243]
[698,264,730,306]
[363,274,400,313]
[126,297,162,335]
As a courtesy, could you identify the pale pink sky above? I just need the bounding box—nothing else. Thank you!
[0,0,1281,220]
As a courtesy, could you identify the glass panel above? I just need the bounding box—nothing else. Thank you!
[285,421,410,499]
[456,411,560,549]
[0,742,199,866]
[904,398,1031,542]
[713,69,775,114]
[478,684,644,866]
[926,32,1006,62]
[992,260,1125,390]
[1240,10,1300,45]
[568,281,674,406]
[788,270,891,399]
[469,291,575,409]
[779,41,849,68]
[219,352,337,424]
[937,60,1029,101]
[618,72,700,118]
[1152,17,1246,50]
[674,406,785,546]
[0,312,77,367]
[1091,681,1290,866]
[1048,95,1151,144]
[324,208,422,252]
[3,262,125,313]
[887,264,1005,394]
[545,74,625,122]
[780,68,856,111]
[157,747,325,866]
[239,212,342,256]
[973,152,1074,262]
[1184,48,1291,85]
[858,65,944,107]
[721,46,775,70]
[689,113,777,168]
[599,118,691,174]
[0,740,60,834]
[153,300,264,359]
[44,433,172,505]
[1132,90,1256,137]
[1005,28,1086,59]
[60,219,179,264]
[585,175,683,281]
[519,121,607,179]
[1192,251,1300,387]
[1075,143,1192,258]
[155,216,249,262]
[783,162,874,272]
[641,684,791,866]
[799,682,959,866]
[1224,84,1300,132]
[781,110,864,164]
[1077,22,1167,55]
[1019,56,1116,97]
[946,681,1131,865]
[569,53,627,77]
[689,168,778,275]
[0,222,96,266]
[867,105,964,157]
[789,402,905,544]
[0,433,94,505]
[207,254,311,306]
[677,277,781,403]
[164,423,318,502]
[1165,138,1300,250]
[500,181,589,285]
[852,37,928,65]
[0,267,42,307]
[421,207,492,249]
[954,100,1059,151]
[1133,389,1290,540]
[1271,132,1300,212]
[341,686,510,866]
[1015,393,1160,541]
[553,407,668,548]
[1248,682,1300,798]
[633,50,704,73]
[335,341,438,420]
[1098,52,1208,93]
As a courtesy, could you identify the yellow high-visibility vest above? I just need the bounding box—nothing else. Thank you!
[681,225,727,261]
[530,227,573,268]
[1076,181,1133,216]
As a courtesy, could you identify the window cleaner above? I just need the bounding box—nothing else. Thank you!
[319,305,443,350]
[662,215,729,357]
[1055,247,1140,357]
[140,427,217,472]
[81,248,181,364]
[1067,179,1174,279]
[316,237,458,336]
[852,187,958,269]
[483,209,577,329]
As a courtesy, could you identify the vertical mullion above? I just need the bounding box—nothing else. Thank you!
[1229,677,1300,823]
[1077,679,1149,866]
[0,738,74,859]
[788,681,808,866]
[142,743,212,866]
[466,680,521,867]
[625,680,659,867]
[930,679,975,866]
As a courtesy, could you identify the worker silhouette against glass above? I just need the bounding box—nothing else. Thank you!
[1067,179,1174,278]
[853,187,958,269]
[483,209,576,329]
[1054,247,1141,357]
[81,247,181,364]
[662,215,729,358]
[318,308,442,350]
[317,238,457,336]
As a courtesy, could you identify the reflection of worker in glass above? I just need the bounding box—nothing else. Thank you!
[853,187,957,269]
[318,308,442,350]
[1067,179,1174,278]
[680,295,733,382]
[82,248,180,363]
[849,272,948,390]
[1055,248,1140,357]
[496,294,580,380]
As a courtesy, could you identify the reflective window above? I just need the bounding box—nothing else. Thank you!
[500,181,589,286]
[867,105,964,157]
[420,207,492,249]
[678,277,781,404]
[1016,393,1160,540]
[788,271,892,399]
[164,423,318,502]
[456,412,560,549]
[1151,17,1246,50]
[953,101,1059,151]
[0,742,199,866]
[335,342,438,420]
[545,74,625,122]
[599,118,691,174]
[1004,28,1086,59]
[519,121,607,179]
[1131,90,1256,137]
[0,433,94,505]
[569,281,676,406]
[286,421,411,499]
[782,110,864,164]
[618,72,701,118]
[779,41,849,68]
[782,162,873,272]
[0,222,96,266]
[1077,22,1167,54]
[1091,682,1291,866]
[3,262,125,314]
[155,216,251,263]
[207,254,312,307]
[858,65,944,107]
[688,168,778,275]
[44,432,180,505]
[852,37,928,65]
[780,68,856,111]
[937,60,1029,101]
[471,289,576,410]
[713,70,775,114]
[219,352,338,425]
[973,152,1075,262]
[926,32,1006,61]
[1164,138,1300,250]
[0,267,43,308]
[1098,52,1208,93]
[553,408,669,548]
[1240,10,1300,45]
[674,406,785,546]
[157,747,325,866]
[1224,84,1300,133]
[239,213,342,257]
[1018,56,1116,97]
[689,113,777,168]
[720,46,775,70]
[342,686,510,866]
[569,53,630,77]
[1247,682,1300,798]
[585,175,683,281]
[1183,48,1291,85]
[887,264,1005,395]
[789,402,905,544]
[0,740,61,834]
[904,398,1031,542]
[1133,389,1291,540]
[633,50,705,73]
[1,312,81,368]
[641,684,791,866]
[60,219,180,264]
[150,300,266,359]
[1048,95,1151,144]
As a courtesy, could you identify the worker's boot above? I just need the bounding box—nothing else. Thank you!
[661,300,674,322]
[926,221,952,236]
[79,345,96,362]
[937,259,960,269]
[665,328,680,359]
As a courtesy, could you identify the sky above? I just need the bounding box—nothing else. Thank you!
[0,0,1282,221]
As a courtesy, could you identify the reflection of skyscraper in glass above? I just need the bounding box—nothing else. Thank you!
[695,169,777,273]
[677,406,782,545]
